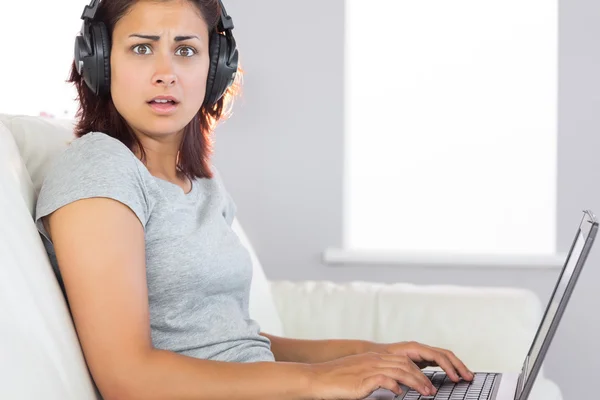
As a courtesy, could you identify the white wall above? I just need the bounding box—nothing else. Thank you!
[213,1,600,399]
[0,1,82,119]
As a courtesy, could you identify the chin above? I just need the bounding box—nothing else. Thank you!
[137,119,190,138]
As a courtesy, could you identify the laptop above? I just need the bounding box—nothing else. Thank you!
[366,209,598,400]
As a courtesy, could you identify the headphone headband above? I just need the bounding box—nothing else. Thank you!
[217,1,234,32]
[81,0,100,20]
[80,0,232,30]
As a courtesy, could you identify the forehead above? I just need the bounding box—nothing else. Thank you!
[114,0,209,36]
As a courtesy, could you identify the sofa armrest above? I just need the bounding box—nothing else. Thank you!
[268,280,543,373]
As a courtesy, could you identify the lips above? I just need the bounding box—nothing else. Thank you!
[147,95,179,104]
[147,96,179,114]
[149,99,176,104]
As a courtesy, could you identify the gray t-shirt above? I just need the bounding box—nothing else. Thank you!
[35,131,274,363]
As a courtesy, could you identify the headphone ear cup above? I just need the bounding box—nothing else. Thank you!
[204,32,222,106]
[91,22,111,95]
[204,31,238,107]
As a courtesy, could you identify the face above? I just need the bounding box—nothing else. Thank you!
[110,0,210,141]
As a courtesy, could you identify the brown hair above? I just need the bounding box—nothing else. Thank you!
[68,0,243,180]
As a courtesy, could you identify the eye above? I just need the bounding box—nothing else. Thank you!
[175,46,197,57]
[132,44,153,55]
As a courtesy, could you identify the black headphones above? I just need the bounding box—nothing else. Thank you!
[74,0,239,107]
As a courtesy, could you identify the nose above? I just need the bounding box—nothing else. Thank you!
[152,55,177,87]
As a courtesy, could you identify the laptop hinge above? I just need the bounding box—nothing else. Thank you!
[514,356,529,399]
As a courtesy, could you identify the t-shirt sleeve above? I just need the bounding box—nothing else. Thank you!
[35,132,151,242]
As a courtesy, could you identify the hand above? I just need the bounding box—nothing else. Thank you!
[306,351,439,400]
[368,341,474,383]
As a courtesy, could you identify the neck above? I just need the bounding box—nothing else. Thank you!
[132,130,184,183]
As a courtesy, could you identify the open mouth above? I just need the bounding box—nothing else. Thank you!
[148,99,178,105]
[147,97,179,114]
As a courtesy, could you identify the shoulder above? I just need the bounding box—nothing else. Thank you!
[46,131,144,183]
[207,164,238,224]
[35,131,153,231]
[206,163,230,196]
[65,131,140,168]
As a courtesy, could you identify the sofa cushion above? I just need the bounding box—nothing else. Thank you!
[232,218,284,336]
[0,114,76,201]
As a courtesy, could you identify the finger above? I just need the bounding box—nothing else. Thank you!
[376,354,436,388]
[377,353,427,364]
[374,361,436,393]
[433,348,474,381]
[416,347,462,382]
[375,367,436,396]
[363,374,403,397]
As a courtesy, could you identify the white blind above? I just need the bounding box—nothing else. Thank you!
[344,0,558,256]
[0,1,84,119]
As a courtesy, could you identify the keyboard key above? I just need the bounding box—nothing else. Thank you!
[396,372,499,400]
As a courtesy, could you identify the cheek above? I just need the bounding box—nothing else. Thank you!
[110,60,143,115]
[111,61,144,97]
[182,78,207,108]
[180,63,210,105]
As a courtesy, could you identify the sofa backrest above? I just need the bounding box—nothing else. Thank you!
[0,114,283,400]
[0,115,99,399]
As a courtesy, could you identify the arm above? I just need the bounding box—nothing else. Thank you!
[260,332,376,364]
[46,198,313,400]
[259,334,474,382]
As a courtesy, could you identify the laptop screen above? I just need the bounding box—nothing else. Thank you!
[522,229,584,382]
[517,211,597,398]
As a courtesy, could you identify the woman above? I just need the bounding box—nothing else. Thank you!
[35,1,473,399]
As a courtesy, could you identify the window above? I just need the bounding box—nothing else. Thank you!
[337,0,559,265]
[0,1,83,119]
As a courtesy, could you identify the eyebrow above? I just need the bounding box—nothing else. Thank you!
[129,34,200,42]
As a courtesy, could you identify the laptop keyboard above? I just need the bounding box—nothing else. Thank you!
[398,370,499,400]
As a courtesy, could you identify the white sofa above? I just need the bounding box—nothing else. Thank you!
[0,113,562,400]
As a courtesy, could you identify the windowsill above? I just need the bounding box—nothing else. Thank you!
[323,248,566,269]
